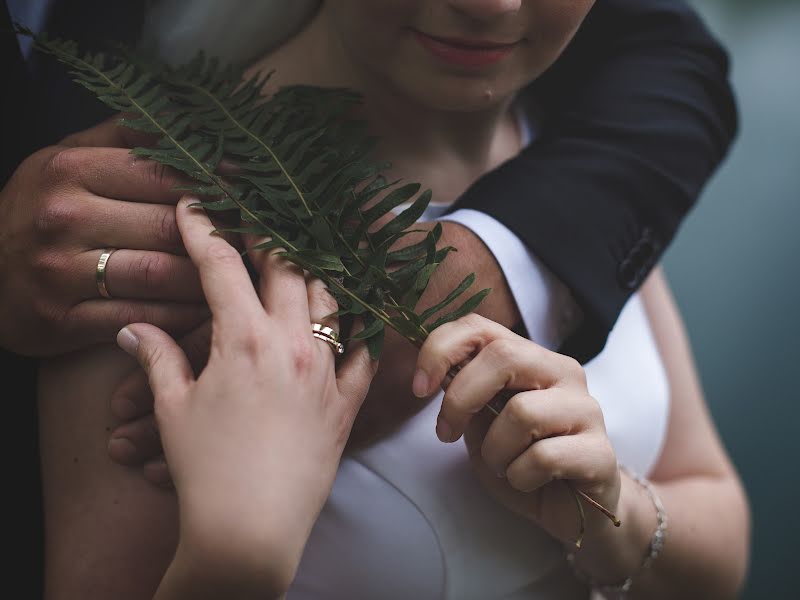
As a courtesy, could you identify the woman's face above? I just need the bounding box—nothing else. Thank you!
[325,0,595,111]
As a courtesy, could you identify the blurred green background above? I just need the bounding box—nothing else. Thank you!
[663,1,799,597]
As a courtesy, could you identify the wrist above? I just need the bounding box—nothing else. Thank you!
[175,499,302,597]
[567,469,658,586]
[168,532,295,599]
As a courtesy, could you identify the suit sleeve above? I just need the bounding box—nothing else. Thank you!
[446,0,738,363]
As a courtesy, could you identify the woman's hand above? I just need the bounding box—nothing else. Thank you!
[117,197,377,596]
[413,314,621,547]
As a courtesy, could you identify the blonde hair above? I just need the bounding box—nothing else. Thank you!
[140,0,320,65]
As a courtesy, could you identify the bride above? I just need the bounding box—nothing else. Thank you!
[37,1,749,598]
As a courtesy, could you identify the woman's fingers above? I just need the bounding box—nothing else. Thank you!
[413,313,518,398]
[110,320,212,421]
[143,455,174,489]
[176,197,263,329]
[116,323,193,406]
[107,413,163,466]
[305,278,377,423]
[248,235,310,327]
[336,318,379,420]
[307,277,340,367]
[436,337,584,442]
[306,277,339,332]
[479,389,603,475]
[504,433,617,493]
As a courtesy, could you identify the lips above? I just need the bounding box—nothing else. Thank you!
[413,30,519,69]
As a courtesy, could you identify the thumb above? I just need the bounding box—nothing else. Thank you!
[117,324,193,406]
[110,319,213,421]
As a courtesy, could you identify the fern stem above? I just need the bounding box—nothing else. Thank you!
[180,76,432,327]
[29,33,616,547]
[177,79,315,218]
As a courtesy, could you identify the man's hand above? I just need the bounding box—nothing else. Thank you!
[0,117,209,356]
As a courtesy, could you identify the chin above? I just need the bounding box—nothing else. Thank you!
[400,75,521,113]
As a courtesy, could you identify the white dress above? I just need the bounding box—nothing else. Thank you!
[287,119,671,600]
[288,285,669,600]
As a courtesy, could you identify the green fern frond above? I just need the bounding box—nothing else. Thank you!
[17,25,490,358]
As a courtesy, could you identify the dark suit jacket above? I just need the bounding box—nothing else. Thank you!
[2,0,737,595]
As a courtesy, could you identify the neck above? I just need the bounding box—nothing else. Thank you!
[248,7,520,199]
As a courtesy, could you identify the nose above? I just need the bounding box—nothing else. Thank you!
[447,0,522,21]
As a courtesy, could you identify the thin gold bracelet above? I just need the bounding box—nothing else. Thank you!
[566,465,667,598]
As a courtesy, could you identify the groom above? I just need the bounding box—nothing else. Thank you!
[1,0,736,594]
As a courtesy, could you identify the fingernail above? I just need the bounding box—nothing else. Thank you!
[117,327,139,356]
[412,369,430,398]
[436,416,454,443]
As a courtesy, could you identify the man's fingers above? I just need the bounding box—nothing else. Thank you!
[111,320,212,421]
[79,196,186,253]
[48,146,187,205]
[60,114,158,149]
[176,198,263,328]
[71,249,203,303]
[35,191,185,253]
[68,299,209,344]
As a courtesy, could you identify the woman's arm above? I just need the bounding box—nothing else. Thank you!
[415,267,750,598]
[623,269,751,598]
[549,269,750,598]
[38,346,180,600]
[39,198,377,599]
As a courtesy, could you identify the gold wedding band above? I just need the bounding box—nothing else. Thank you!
[311,322,344,355]
[96,248,117,299]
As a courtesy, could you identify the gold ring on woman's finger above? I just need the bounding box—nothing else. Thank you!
[311,322,344,355]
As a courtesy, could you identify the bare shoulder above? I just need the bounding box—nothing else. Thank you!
[38,348,177,599]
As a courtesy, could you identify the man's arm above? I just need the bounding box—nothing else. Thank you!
[448,0,738,363]
[350,0,738,446]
